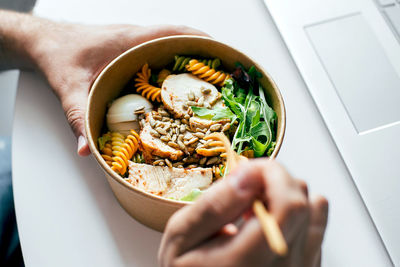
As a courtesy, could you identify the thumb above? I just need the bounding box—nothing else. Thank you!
[62,90,91,157]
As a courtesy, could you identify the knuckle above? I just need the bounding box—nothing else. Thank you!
[65,107,84,133]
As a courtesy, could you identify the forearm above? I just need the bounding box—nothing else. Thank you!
[0,9,46,70]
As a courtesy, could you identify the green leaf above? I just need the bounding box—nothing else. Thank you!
[267,142,276,157]
[251,137,269,157]
[191,106,236,121]
[180,189,202,202]
[259,85,277,127]
[98,134,111,151]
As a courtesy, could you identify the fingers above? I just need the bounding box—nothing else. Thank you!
[159,159,309,264]
[159,159,270,264]
[303,195,329,267]
[62,89,91,157]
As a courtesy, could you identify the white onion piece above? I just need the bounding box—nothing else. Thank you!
[106,94,153,133]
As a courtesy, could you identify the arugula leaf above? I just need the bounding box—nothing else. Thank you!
[191,106,236,121]
[259,85,277,127]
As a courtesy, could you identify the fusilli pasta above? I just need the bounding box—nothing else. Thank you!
[196,134,227,157]
[186,59,230,86]
[173,56,221,72]
[110,130,140,175]
[134,64,162,102]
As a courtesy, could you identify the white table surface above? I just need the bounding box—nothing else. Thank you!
[12,0,392,266]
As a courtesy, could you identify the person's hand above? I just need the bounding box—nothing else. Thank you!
[158,159,329,267]
[29,22,207,156]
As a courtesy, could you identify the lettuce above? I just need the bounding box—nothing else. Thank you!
[180,189,203,202]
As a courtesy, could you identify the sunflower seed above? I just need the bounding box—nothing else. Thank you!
[199,139,207,144]
[160,136,170,142]
[186,125,191,131]
[178,140,186,151]
[156,127,167,135]
[150,129,160,137]
[182,103,188,110]
[153,114,162,120]
[159,161,165,166]
[193,132,205,139]
[178,134,184,142]
[162,117,170,122]
[181,119,188,125]
[187,137,199,145]
[175,128,179,135]
[199,157,207,165]
[187,164,198,168]
[206,157,219,165]
[188,91,195,101]
[187,100,197,106]
[153,159,164,165]
[201,87,211,94]
[134,109,145,115]
[206,129,211,136]
[180,124,186,133]
[150,118,156,128]
[188,108,194,116]
[210,124,221,132]
[165,158,173,168]
[222,123,231,132]
[159,110,169,117]
[184,114,190,120]
[168,141,179,149]
[171,134,177,142]
[175,119,181,125]
[197,96,204,107]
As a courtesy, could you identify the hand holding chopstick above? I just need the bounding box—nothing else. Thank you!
[211,133,288,256]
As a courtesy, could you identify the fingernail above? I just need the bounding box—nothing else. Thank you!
[77,135,87,155]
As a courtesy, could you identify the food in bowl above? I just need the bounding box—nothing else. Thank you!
[97,55,278,201]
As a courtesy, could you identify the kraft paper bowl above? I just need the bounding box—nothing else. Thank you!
[85,36,286,232]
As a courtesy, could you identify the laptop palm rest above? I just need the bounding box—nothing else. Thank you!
[305,14,400,134]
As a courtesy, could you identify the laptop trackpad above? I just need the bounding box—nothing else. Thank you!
[305,14,400,134]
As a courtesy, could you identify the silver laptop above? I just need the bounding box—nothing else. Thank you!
[264,0,400,265]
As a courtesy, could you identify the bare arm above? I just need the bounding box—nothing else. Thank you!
[0,9,206,155]
[0,10,39,69]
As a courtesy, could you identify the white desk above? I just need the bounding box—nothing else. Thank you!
[12,0,392,266]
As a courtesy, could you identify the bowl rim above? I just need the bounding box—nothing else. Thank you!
[85,35,286,206]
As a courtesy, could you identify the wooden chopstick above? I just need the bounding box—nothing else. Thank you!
[212,133,288,256]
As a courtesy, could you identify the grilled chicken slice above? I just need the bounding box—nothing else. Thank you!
[161,74,220,118]
[128,162,212,199]
[140,113,184,162]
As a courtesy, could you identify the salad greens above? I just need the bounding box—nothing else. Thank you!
[192,64,277,158]
[180,188,203,202]
[191,106,236,121]
[98,133,111,151]
[222,64,277,157]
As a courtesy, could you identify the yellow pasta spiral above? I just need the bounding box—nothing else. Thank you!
[134,64,162,102]
[186,59,231,86]
[110,130,140,175]
[101,142,113,167]
[196,134,227,157]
